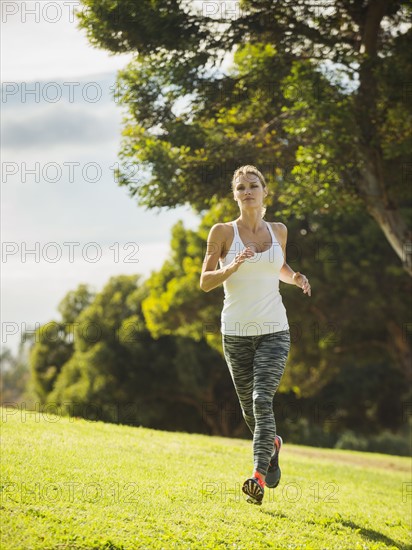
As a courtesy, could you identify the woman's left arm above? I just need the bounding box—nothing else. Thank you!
[275,223,312,296]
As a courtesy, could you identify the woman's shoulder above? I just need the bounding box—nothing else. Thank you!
[207,222,235,257]
[207,222,234,240]
[267,221,287,233]
[267,221,288,246]
[209,221,234,232]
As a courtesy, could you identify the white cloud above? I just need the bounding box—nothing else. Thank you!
[2,102,120,148]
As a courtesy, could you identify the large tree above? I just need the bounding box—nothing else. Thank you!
[78,0,412,275]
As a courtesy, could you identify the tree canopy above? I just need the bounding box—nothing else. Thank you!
[78,0,412,274]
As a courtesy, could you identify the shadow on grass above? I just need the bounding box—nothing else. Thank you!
[340,520,404,549]
[259,513,405,548]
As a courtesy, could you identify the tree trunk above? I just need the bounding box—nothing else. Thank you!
[356,0,412,276]
[386,319,412,382]
[358,150,412,276]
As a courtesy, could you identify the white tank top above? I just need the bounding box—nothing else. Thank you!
[219,221,289,336]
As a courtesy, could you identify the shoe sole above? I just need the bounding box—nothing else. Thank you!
[242,478,264,505]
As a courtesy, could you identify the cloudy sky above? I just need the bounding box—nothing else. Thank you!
[1,1,200,355]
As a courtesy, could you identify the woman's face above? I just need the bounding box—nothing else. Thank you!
[233,173,267,208]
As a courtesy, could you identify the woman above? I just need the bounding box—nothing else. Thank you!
[200,165,311,505]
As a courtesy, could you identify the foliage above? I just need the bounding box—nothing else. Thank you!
[78,0,412,274]
[335,428,411,457]
[29,275,238,435]
[29,284,95,401]
[29,322,75,402]
[142,218,226,352]
[57,283,95,324]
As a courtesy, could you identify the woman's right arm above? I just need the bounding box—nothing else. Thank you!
[200,224,254,292]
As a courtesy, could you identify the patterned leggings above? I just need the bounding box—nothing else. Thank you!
[222,330,291,476]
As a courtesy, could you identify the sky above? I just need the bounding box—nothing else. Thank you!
[1,1,201,355]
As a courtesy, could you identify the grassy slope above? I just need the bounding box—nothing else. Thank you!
[1,409,411,550]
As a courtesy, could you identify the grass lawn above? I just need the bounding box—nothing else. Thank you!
[1,407,411,549]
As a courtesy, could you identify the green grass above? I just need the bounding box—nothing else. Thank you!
[1,407,411,549]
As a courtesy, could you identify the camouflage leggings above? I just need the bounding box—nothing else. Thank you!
[222,330,291,476]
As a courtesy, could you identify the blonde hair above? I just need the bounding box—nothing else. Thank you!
[231,165,267,217]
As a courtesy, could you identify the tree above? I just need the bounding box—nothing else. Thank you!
[57,284,95,325]
[78,0,412,275]
[47,274,150,420]
[142,218,224,352]
[29,275,240,435]
[29,284,95,401]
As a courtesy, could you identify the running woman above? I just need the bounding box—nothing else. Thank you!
[200,165,311,505]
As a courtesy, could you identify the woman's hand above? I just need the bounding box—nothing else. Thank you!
[293,272,311,296]
[200,224,257,292]
[229,247,255,273]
